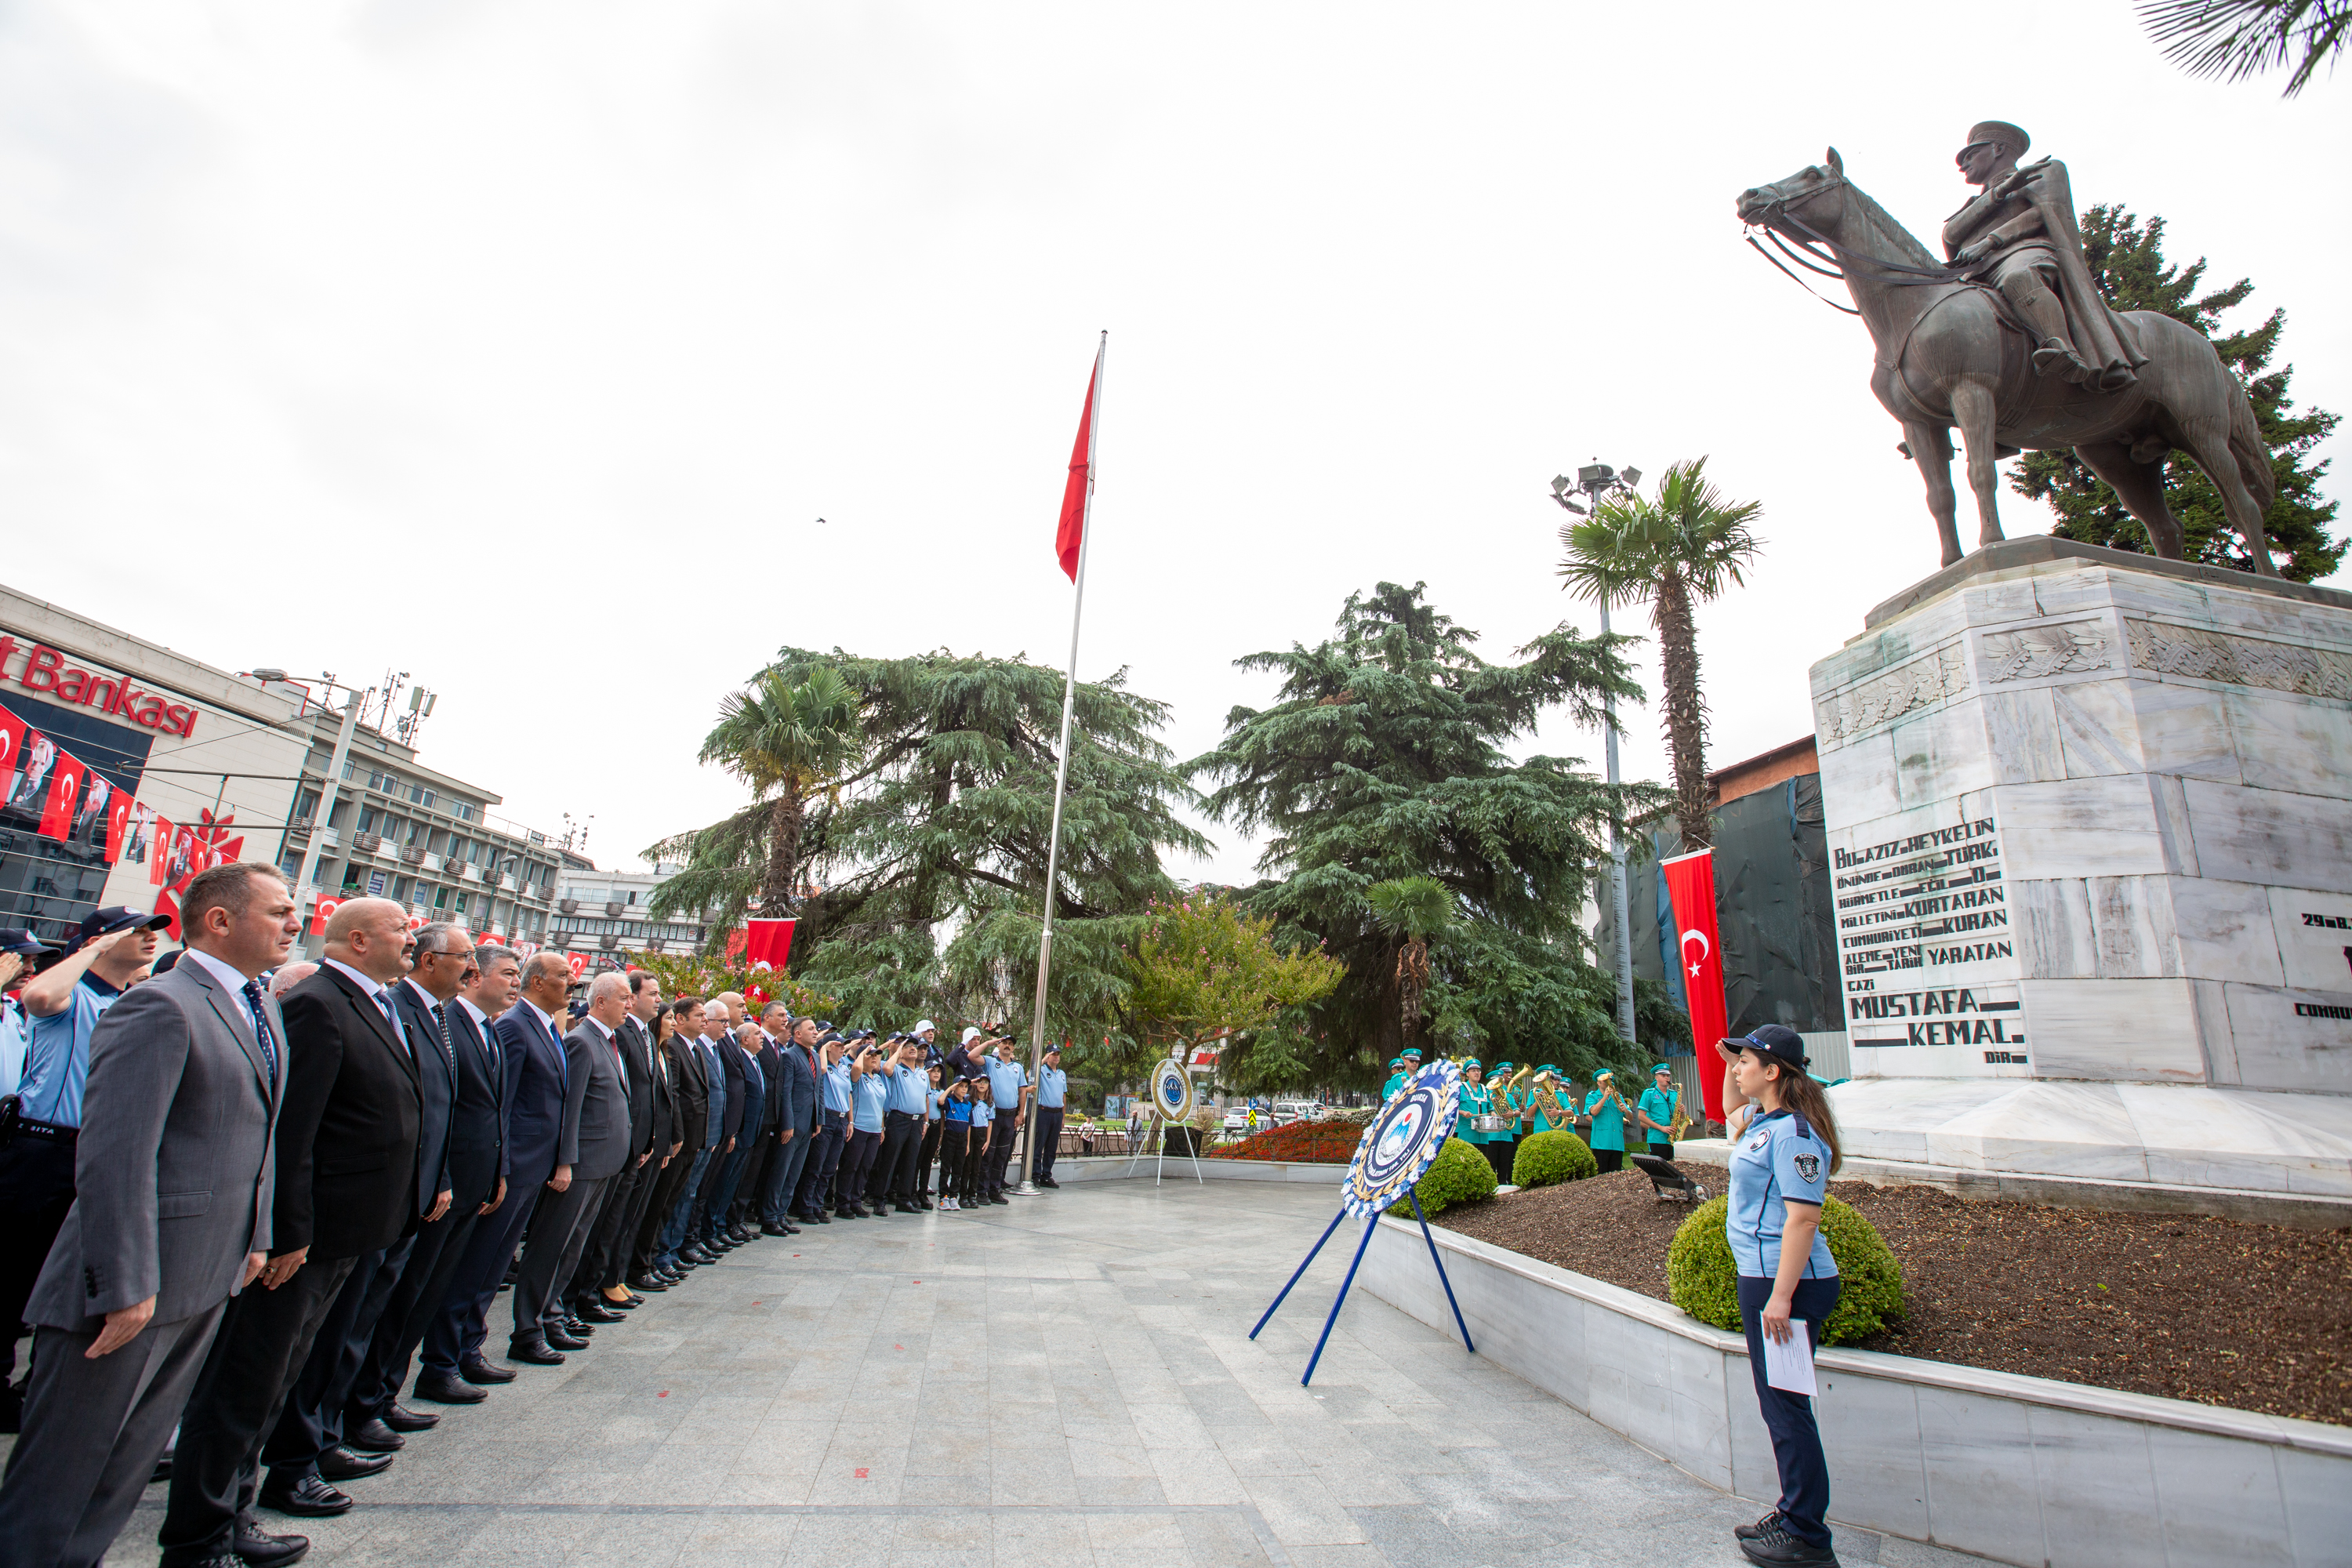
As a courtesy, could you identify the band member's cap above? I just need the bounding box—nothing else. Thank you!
[1654,1063,1675,1076]
[1400,1047,1422,1058]
[1460,1058,1481,1071]
[1593,1069,1613,1082]
[1387,1058,1404,1069]
[1491,1060,1514,1073]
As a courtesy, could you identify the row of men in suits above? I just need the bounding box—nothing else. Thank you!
[0,868,697,1568]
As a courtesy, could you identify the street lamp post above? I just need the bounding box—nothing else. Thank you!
[1552,463,1642,1047]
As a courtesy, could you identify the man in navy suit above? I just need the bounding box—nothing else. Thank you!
[508,972,633,1363]
[350,925,507,1416]
[417,949,567,1382]
[760,1010,817,1235]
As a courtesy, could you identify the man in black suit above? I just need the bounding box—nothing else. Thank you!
[634,996,710,1287]
[257,920,469,1511]
[349,924,506,1417]
[414,946,532,1390]
[0,865,290,1568]
[159,897,422,1568]
[508,971,633,1363]
[757,1006,814,1235]
[568,971,666,1320]
[594,974,675,1299]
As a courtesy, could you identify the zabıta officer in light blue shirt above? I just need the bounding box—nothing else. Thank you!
[980,1039,1029,1202]
[1723,1025,1842,1566]
[1030,1044,1069,1189]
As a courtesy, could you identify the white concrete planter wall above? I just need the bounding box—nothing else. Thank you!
[1051,1156,1351,1185]
[1358,1216,2351,1568]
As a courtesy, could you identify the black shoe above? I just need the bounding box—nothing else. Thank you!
[575,1301,625,1324]
[630,1272,670,1292]
[1738,1521,1839,1566]
[459,1353,517,1385]
[257,1473,353,1519]
[507,1335,567,1366]
[1736,1510,1784,1543]
[561,1314,596,1338]
[761,1223,792,1236]
[381,1402,440,1433]
[495,1280,513,1293]
[989,1195,1010,1205]
[809,1210,831,1223]
[414,1370,487,1404]
[317,1445,394,1482]
[233,1518,311,1566]
[657,1265,686,1282]
[914,1199,935,1210]
[728,1225,755,1243]
[546,1323,589,1351]
[1038,1177,1059,1189]
[345,1417,405,1453]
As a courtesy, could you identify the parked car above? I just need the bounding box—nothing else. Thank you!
[1272,1100,1324,1123]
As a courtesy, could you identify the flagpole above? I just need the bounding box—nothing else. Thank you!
[1019,331,1105,1196]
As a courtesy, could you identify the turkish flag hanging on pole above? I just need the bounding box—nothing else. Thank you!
[743,918,795,971]
[1660,848,1730,1122]
[38,754,87,841]
[1054,339,1104,582]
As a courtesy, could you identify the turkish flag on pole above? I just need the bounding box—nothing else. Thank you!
[1054,336,1105,581]
[743,918,795,971]
[38,755,87,841]
[1661,848,1730,1122]
[105,791,133,863]
[151,818,175,885]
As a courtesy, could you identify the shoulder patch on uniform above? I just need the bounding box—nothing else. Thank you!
[1791,1114,1815,1141]
[1792,1152,1820,1182]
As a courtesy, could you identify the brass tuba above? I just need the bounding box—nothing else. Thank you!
[1532,1068,1573,1124]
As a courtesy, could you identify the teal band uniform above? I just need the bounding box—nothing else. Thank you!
[1638,1083,1680,1143]
[1457,1082,1493,1143]
[1583,1087,1625,1152]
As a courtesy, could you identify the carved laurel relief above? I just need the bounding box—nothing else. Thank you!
[2123,617,2352,700]
[1817,645,1969,742]
[1980,622,2112,682]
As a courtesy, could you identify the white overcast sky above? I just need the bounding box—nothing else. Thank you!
[2,2,2344,886]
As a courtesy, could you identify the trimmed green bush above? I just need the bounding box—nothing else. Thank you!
[1666,1196,1907,1345]
[1512,1130,1599,1188]
[1387,1137,1498,1217]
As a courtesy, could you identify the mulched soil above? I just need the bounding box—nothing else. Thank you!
[1438,1170,2352,1427]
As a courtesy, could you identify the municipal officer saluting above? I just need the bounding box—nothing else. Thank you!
[1725,1023,1843,1568]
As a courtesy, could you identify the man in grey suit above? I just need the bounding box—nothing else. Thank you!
[508,971,632,1359]
[0,863,294,1568]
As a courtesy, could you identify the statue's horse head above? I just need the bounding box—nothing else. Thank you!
[1736,147,1848,235]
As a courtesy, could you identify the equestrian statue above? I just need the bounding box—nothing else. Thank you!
[1737,122,2278,575]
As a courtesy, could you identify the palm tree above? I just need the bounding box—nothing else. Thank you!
[1365,876,1453,1049]
[698,665,862,916]
[2140,1,2348,96]
[1557,457,1762,851]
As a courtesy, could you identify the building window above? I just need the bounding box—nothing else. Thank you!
[454,802,475,822]
[357,807,377,833]
[341,760,356,782]
[393,876,411,902]
[296,789,321,822]
[455,891,470,913]
[434,886,449,909]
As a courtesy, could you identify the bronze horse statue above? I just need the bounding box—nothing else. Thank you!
[1736,151,2278,574]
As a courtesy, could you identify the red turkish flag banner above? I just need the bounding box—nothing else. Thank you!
[565,953,587,981]
[743,918,795,971]
[105,791,132,862]
[1054,343,1102,581]
[1661,848,1730,1122]
[38,755,86,840]
[310,894,344,935]
[150,818,175,885]
[0,706,20,779]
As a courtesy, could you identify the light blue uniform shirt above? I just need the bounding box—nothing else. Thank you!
[884,1062,927,1116]
[851,1071,887,1133]
[822,1058,855,1115]
[985,1058,1026,1110]
[1727,1109,1838,1279]
[0,998,27,1098]
[970,1097,994,1133]
[1036,1064,1065,1109]
[15,976,125,1129]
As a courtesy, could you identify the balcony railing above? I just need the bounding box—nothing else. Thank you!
[351,832,383,853]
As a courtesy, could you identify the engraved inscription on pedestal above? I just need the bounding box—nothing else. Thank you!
[1835,814,2031,1069]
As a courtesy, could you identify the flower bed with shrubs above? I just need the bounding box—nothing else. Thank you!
[1206,1117,1363,1163]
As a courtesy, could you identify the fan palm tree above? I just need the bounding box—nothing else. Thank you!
[1557,458,1762,851]
[699,665,862,916]
[1365,876,1454,1049]
[2140,0,2348,96]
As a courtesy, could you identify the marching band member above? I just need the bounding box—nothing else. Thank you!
[1583,1069,1628,1172]
[1638,1063,1682,1160]
[1457,1060,1508,1184]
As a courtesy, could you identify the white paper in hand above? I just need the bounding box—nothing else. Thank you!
[1762,1320,1817,1396]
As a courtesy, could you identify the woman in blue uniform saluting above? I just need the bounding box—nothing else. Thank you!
[1724,1024,1842,1568]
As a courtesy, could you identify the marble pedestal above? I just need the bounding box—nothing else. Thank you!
[1807,539,2352,1213]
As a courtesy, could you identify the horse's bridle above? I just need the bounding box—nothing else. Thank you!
[1744,167,1970,316]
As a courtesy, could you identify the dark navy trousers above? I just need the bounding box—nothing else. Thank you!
[1737,1273,1842,1549]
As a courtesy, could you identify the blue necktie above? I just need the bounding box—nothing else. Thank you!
[550,1019,568,1089]
[372,989,409,1056]
[240,978,280,1091]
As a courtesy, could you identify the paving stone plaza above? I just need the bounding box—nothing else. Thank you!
[103,1180,1994,1568]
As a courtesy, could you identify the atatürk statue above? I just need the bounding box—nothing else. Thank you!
[1736,127,2278,575]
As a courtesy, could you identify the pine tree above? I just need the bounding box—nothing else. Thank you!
[1189,583,1669,1087]
[2010,205,2343,581]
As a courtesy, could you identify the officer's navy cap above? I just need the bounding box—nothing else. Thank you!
[0,927,60,956]
[1739,1025,1809,1070]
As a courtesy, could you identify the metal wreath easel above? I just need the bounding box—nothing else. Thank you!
[1247,1065,1476,1385]
[1123,1054,1203,1185]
